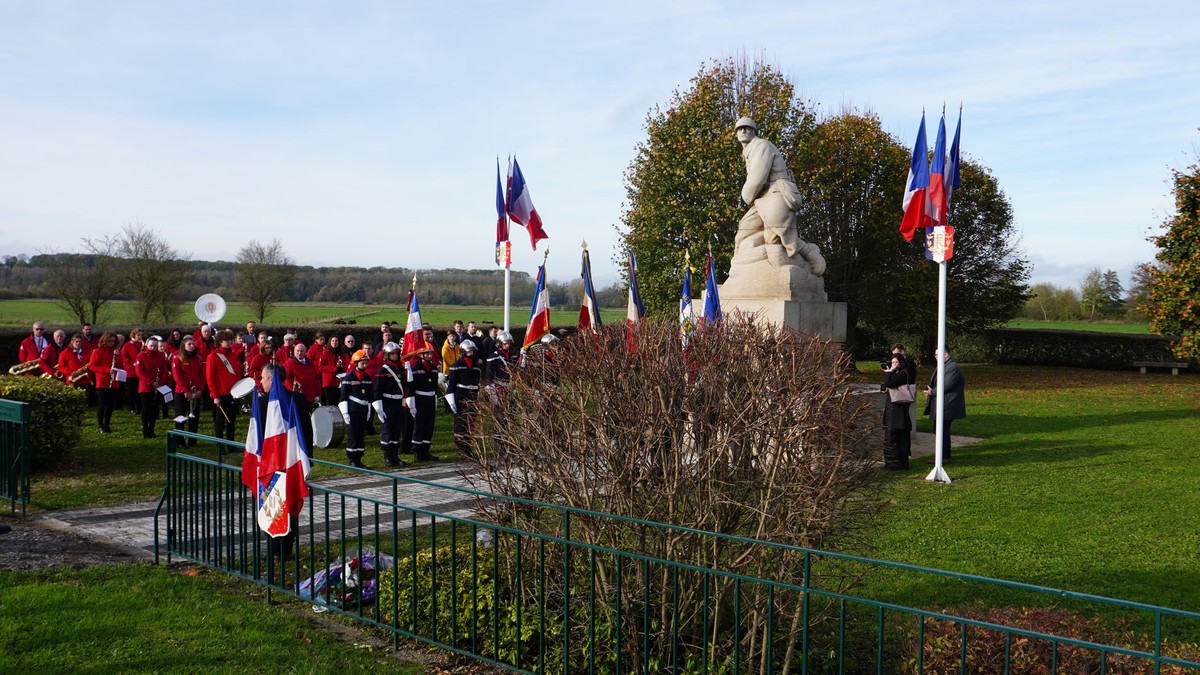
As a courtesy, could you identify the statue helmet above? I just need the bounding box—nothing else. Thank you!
[734,116,757,132]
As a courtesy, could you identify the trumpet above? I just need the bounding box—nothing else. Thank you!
[68,366,91,384]
[8,359,40,375]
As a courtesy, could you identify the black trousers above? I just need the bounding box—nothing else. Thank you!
[883,427,910,469]
[96,387,117,431]
[293,395,314,452]
[139,391,159,437]
[453,396,477,450]
[346,409,368,453]
[412,394,436,460]
[212,394,238,440]
[174,394,199,444]
[126,378,142,412]
[321,385,339,407]
[379,400,406,454]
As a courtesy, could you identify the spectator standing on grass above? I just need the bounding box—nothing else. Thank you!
[924,347,967,463]
[881,354,913,470]
[440,331,461,375]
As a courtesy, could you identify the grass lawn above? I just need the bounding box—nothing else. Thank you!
[0,298,626,329]
[848,365,1200,621]
[0,564,425,674]
[1004,319,1153,334]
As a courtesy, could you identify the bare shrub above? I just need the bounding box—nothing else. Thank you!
[466,314,884,671]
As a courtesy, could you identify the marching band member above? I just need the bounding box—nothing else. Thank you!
[373,342,408,467]
[122,328,144,414]
[307,332,327,365]
[17,322,48,373]
[206,329,243,441]
[408,346,439,462]
[317,335,346,406]
[136,335,168,439]
[248,339,276,385]
[40,329,68,378]
[155,337,174,419]
[284,342,320,452]
[57,334,91,389]
[446,339,482,453]
[172,336,204,443]
[80,323,98,359]
[88,332,122,434]
[339,351,374,468]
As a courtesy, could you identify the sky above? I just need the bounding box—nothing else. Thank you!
[2,1,1198,294]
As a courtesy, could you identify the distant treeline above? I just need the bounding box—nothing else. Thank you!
[0,256,626,308]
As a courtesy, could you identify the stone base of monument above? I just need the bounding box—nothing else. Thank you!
[719,294,848,344]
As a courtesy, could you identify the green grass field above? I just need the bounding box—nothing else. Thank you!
[1005,319,1153,334]
[0,298,625,329]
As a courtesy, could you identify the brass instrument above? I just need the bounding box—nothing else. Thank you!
[68,365,91,384]
[8,359,40,375]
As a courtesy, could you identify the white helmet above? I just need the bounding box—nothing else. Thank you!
[540,334,558,345]
[382,341,400,354]
[497,331,513,344]
[460,339,477,352]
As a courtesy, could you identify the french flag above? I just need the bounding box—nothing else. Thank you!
[899,113,931,242]
[700,252,722,324]
[244,372,311,536]
[928,113,949,227]
[679,261,695,339]
[578,245,603,333]
[401,288,426,363]
[944,109,962,213]
[625,251,645,353]
[523,263,551,349]
[506,158,549,250]
[495,160,509,267]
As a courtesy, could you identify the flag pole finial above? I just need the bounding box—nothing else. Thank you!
[581,238,588,251]
[411,275,417,291]
[543,248,550,263]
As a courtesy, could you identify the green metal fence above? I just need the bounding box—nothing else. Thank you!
[0,398,30,514]
[156,430,1200,673]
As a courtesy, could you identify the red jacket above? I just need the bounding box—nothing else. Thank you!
[135,349,168,393]
[206,347,244,398]
[39,340,67,377]
[58,349,90,387]
[80,334,98,360]
[172,354,205,395]
[247,351,275,384]
[284,357,321,404]
[195,338,214,365]
[317,349,346,388]
[121,341,143,379]
[18,334,46,370]
[88,347,122,389]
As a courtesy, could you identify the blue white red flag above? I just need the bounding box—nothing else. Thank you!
[928,114,948,227]
[701,252,722,324]
[401,287,427,362]
[578,245,603,333]
[625,251,645,353]
[495,159,509,267]
[679,261,696,340]
[899,113,931,242]
[506,158,549,250]
[248,371,311,536]
[523,263,551,349]
[241,385,264,491]
[944,109,962,212]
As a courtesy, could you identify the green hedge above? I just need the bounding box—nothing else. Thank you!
[0,375,87,468]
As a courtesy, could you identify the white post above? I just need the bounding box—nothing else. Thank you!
[503,262,511,334]
[925,257,952,484]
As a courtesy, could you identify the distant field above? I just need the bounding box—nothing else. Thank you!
[1005,319,1153,334]
[0,299,624,328]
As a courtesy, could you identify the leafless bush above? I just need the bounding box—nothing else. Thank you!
[466,315,884,671]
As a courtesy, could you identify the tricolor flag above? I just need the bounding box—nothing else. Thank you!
[523,262,551,349]
[243,371,311,537]
[928,113,949,227]
[401,286,427,363]
[625,251,645,353]
[241,385,265,491]
[578,244,603,333]
[700,252,722,324]
[899,113,931,242]
[506,158,549,250]
[679,260,696,341]
[495,159,510,267]
[944,109,962,212]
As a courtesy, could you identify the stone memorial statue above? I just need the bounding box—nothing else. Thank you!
[723,116,827,301]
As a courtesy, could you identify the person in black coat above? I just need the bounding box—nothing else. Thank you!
[881,354,914,469]
[923,348,967,463]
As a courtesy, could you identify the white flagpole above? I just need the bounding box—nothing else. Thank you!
[926,242,952,484]
[503,157,512,334]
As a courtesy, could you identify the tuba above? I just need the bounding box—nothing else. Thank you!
[8,359,41,375]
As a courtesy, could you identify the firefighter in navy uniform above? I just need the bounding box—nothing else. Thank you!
[446,339,483,453]
[373,342,408,468]
[484,331,519,384]
[408,346,439,462]
[338,351,374,468]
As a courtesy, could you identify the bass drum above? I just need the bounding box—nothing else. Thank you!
[312,405,346,449]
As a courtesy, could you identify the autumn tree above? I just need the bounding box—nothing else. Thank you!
[619,55,816,314]
[236,238,297,322]
[1022,283,1081,321]
[1145,154,1200,360]
[106,223,192,323]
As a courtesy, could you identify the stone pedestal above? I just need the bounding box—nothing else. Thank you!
[720,294,848,344]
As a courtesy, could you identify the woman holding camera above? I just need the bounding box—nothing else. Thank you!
[881,354,914,469]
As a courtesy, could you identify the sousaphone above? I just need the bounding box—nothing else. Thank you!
[194,293,227,327]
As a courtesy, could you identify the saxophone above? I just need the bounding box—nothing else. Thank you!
[69,365,91,384]
[8,359,40,375]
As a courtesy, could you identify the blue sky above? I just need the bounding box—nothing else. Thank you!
[2,1,1198,293]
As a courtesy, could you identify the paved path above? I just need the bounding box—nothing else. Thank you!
[44,461,486,558]
[42,431,981,559]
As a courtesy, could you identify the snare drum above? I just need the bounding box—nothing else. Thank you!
[230,377,256,399]
[312,405,346,449]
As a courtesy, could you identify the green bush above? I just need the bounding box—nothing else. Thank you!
[0,375,87,468]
